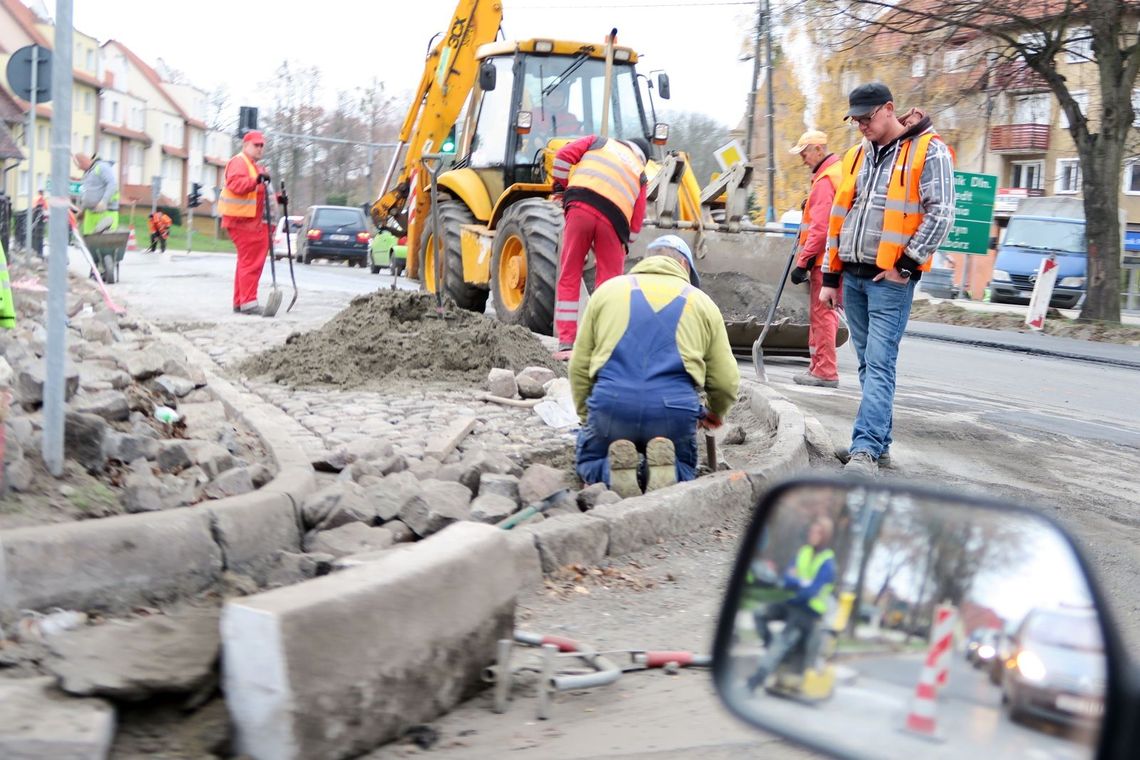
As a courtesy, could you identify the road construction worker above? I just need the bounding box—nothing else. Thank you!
[74,153,120,235]
[535,86,581,138]
[821,83,955,477]
[551,134,650,356]
[569,234,739,498]
[746,516,836,693]
[788,130,842,388]
[146,210,173,253]
[220,130,272,315]
[0,238,14,329]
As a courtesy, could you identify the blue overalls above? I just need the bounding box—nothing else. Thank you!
[576,280,701,486]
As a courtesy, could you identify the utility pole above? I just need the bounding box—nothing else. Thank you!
[150,174,160,214]
[24,44,39,253]
[744,2,763,160]
[763,0,776,224]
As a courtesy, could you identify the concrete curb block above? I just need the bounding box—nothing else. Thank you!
[222,522,516,760]
[0,331,316,616]
[906,323,1140,370]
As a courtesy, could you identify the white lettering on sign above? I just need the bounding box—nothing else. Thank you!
[941,238,971,251]
[971,176,993,188]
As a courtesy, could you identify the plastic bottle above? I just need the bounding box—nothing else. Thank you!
[154,405,180,424]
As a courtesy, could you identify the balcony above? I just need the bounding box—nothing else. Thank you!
[992,62,1049,92]
[989,124,1050,153]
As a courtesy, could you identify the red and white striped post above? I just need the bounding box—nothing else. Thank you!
[902,604,957,741]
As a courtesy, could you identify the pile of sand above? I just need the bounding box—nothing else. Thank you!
[701,271,810,323]
[240,291,564,388]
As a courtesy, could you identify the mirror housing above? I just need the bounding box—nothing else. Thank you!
[479,60,497,92]
[657,72,671,100]
[712,476,1129,760]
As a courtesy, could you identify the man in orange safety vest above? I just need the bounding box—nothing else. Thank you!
[219,130,273,314]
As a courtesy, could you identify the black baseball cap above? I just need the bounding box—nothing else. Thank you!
[845,83,893,118]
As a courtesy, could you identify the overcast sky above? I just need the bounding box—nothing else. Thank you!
[72,0,759,130]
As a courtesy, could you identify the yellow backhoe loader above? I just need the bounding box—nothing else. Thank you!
[372,0,834,357]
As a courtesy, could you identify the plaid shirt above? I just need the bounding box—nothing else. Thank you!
[833,128,955,270]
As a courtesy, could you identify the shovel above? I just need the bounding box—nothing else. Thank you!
[751,235,800,382]
[261,178,283,317]
[277,181,299,312]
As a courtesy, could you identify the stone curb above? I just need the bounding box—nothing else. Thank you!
[906,322,1140,370]
[0,330,317,616]
[509,381,810,578]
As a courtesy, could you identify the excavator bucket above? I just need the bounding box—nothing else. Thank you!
[626,225,845,358]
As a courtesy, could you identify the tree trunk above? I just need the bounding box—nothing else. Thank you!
[1076,138,1124,322]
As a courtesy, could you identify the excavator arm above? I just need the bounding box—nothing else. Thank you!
[371,0,503,232]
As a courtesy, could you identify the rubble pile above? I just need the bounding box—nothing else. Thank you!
[0,259,272,529]
[239,290,564,389]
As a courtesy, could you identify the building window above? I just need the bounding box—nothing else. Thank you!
[1059,91,1088,129]
[911,56,926,78]
[943,48,968,73]
[1066,27,1093,63]
[18,170,27,195]
[83,135,91,153]
[86,50,95,71]
[1013,93,1051,124]
[84,91,93,113]
[1124,162,1140,195]
[37,125,46,144]
[1011,160,1044,190]
[1133,89,1140,128]
[1055,159,1081,193]
[112,101,120,122]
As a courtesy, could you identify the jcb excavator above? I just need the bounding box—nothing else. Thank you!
[371,0,823,356]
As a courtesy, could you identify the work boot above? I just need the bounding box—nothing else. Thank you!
[607,439,641,498]
[552,343,574,361]
[843,451,878,478]
[645,437,677,492]
[793,371,838,388]
[835,446,890,468]
[236,303,262,316]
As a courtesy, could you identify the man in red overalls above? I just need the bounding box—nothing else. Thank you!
[551,135,649,356]
[220,130,271,314]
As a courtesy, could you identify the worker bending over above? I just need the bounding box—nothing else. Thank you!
[569,234,739,497]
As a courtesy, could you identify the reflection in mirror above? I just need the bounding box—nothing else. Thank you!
[716,482,1107,760]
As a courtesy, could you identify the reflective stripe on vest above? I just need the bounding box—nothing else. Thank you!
[827,132,942,271]
[797,159,843,259]
[795,545,835,615]
[218,153,259,218]
[567,139,642,222]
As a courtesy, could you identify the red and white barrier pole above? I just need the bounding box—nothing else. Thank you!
[902,604,956,741]
[1024,255,1058,330]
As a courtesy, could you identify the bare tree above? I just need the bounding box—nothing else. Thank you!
[794,0,1140,323]
[207,85,231,133]
[661,109,733,185]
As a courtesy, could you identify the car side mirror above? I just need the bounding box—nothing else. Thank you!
[479,61,497,92]
[712,477,1128,759]
[657,72,671,100]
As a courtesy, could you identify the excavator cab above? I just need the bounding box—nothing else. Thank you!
[414,40,660,332]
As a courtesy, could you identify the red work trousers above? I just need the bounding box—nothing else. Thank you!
[230,222,269,309]
[555,203,626,345]
[808,265,840,381]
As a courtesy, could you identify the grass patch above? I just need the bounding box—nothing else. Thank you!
[67,482,121,517]
[122,212,236,254]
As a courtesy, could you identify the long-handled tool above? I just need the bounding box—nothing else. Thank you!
[421,153,448,315]
[277,181,299,312]
[751,235,800,382]
[261,178,283,317]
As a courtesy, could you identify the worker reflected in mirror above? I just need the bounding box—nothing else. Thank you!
[745,516,838,694]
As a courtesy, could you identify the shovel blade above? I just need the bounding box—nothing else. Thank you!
[263,287,283,317]
[752,338,767,382]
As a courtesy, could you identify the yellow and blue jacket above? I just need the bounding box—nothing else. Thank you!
[569,256,739,421]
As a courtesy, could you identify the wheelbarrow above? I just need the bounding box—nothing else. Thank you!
[83,231,130,285]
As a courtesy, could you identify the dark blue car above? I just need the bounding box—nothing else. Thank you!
[989,199,1087,309]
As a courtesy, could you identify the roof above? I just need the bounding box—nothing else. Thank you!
[161,144,188,159]
[0,122,23,160]
[0,0,107,88]
[0,86,26,123]
[121,183,176,207]
[99,122,152,145]
[204,154,227,167]
[103,39,193,124]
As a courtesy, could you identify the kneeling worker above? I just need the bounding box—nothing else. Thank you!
[569,234,739,497]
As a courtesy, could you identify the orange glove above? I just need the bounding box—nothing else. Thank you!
[698,410,723,430]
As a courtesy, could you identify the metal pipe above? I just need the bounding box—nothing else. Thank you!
[513,630,582,652]
[549,648,622,691]
[492,638,512,713]
[536,644,557,720]
[763,0,776,223]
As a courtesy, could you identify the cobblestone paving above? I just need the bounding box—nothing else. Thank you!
[175,320,577,469]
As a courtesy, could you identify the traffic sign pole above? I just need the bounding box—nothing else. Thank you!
[43,1,74,477]
[24,44,37,254]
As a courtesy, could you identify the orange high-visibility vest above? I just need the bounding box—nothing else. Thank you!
[566,139,642,222]
[827,131,943,272]
[218,153,259,218]
[798,159,843,264]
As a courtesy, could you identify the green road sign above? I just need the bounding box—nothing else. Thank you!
[69,180,81,194]
[940,171,998,255]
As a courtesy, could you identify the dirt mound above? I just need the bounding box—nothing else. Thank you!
[909,300,1140,346]
[700,271,809,323]
[239,290,564,388]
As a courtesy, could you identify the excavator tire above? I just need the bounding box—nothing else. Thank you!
[490,199,563,335]
[422,201,488,312]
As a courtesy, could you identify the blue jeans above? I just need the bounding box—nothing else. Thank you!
[842,275,916,458]
[576,387,700,486]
